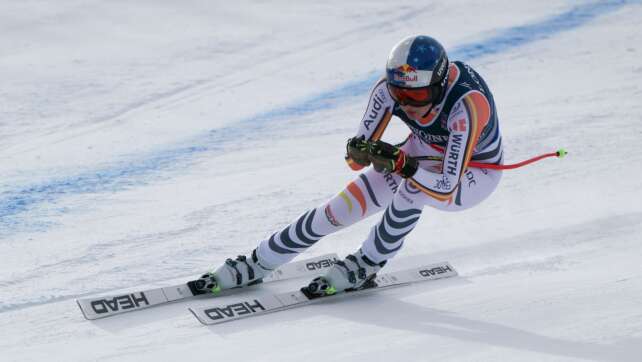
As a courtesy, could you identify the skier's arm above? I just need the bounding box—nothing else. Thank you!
[346,78,395,170]
[409,91,491,201]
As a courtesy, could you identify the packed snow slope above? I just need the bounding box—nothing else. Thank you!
[1,0,641,361]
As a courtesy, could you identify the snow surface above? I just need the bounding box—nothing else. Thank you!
[1,0,641,361]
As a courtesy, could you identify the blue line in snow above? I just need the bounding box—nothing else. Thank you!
[0,0,634,237]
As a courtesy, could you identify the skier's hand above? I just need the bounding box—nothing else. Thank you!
[346,136,371,167]
[366,140,418,178]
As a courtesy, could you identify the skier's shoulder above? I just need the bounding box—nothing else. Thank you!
[449,61,493,96]
[444,61,494,112]
[447,61,481,90]
[365,76,395,108]
[370,76,393,100]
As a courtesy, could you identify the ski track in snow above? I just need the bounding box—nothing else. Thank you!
[0,0,634,238]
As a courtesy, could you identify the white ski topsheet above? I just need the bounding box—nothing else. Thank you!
[76,253,338,320]
[190,262,458,325]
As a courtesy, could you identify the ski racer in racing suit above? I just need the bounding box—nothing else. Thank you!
[201,35,504,296]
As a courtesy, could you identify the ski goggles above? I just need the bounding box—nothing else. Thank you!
[387,83,441,107]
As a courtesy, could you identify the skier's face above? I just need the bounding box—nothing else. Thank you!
[400,103,432,120]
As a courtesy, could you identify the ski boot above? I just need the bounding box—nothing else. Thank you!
[302,249,386,299]
[188,249,273,295]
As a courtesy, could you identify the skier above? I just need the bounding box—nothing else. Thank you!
[201,35,503,296]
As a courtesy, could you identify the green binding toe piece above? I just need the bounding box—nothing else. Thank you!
[325,286,337,295]
[207,273,222,295]
[557,148,568,158]
[210,284,221,294]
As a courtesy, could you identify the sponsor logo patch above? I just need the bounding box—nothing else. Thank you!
[446,133,463,176]
[364,93,386,131]
[419,265,453,277]
[90,292,150,314]
[465,169,477,187]
[404,180,421,195]
[408,126,449,144]
[306,257,338,271]
[451,118,467,132]
[383,172,399,193]
[393,64,418,83]
[204,300,266,320]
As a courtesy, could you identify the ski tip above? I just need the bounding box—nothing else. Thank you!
[445,262,458,276]
[76,299,95,320]
[188,308,210,326]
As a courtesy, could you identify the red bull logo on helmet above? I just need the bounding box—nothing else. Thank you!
[397,64,417,73]
[393,64,418,82]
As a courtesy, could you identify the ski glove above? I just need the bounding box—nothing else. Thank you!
[346,136,371,167]
[366,140,418,178]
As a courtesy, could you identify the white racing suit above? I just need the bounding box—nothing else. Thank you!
[257,61,503,266]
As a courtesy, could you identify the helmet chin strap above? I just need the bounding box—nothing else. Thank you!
[421,103,435,118]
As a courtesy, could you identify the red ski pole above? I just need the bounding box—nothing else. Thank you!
[419,146,568,170]
[469,149,567,170]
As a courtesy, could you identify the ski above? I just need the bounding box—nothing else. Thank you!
[76,253,339,320]
[189,261,457,325]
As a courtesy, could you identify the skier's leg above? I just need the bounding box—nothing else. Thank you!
[354,135,433,265]
[210,167,402,290]
[359,166,502,264]
[307,136,503,295]
[256,167,401,268]
[359,180,423,264]
[306,179,424,295]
